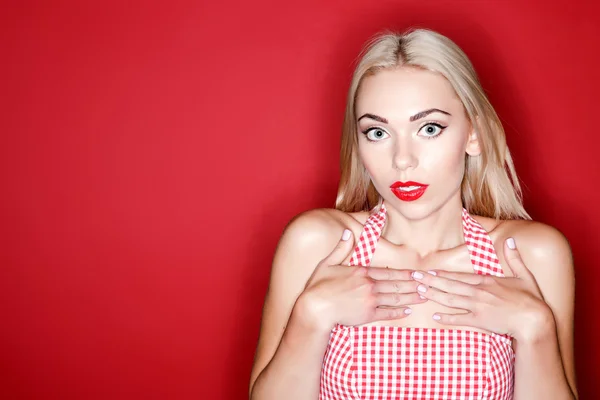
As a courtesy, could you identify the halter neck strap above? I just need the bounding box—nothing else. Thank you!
[348,201,503,276]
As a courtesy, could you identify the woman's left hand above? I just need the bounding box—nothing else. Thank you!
[411,237,555,342]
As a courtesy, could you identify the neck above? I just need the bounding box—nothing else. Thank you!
[381,194,465,258]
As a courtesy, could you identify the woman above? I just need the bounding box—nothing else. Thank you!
[249,28,577,399]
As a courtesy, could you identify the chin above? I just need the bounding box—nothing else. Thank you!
[383,188,460,220]
[384,196,438,220]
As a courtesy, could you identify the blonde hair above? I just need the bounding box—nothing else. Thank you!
[335,28,530,220]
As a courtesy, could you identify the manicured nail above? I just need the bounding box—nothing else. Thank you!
[427,270,437,276]
[417,284,427,293]
[419,295,426,300]
[404,308,412,315]
[433,314,441,321]
[507,237,516,249]
[342,229,351,241]
[412,271,424,279]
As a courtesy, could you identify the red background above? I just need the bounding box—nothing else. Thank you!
[2,1,599,398]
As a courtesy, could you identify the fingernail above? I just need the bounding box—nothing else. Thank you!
[427,270,437,276]
[433,314,441,321]
[342,229,351,241]
[412,271,424,279]
[419,295,426,300]
[507,237,516,249]
[404,308,412,315]
[417,284,427,293]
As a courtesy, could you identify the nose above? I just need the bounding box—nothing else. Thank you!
[392,136,418,171]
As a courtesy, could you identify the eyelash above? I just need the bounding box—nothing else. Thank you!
[361,122,448,142]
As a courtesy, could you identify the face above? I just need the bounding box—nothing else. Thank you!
[355,67,480,218]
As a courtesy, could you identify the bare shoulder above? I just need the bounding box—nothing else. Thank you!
[280,208,357,247]
[498,219,572,265]
[280,207,368,249]
[272,208,366,282]
[472,215,574,279]
[282,208,341,241]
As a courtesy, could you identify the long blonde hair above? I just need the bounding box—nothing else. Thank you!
[335,28,530,220]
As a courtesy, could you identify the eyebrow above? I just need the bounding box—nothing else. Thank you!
[357,108,451,123]
[409,108,451,121]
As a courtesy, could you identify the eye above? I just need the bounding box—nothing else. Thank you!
[362,127,390,142]
[419,123,446,138]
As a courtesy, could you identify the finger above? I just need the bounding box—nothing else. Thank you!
[503,237,534,280]
[425,270,486,285]
[323,229,355,266]
[416,285,473,310]
[376,292,428,307]
[411,271,479,296]
[372,280,420,294]
[367,266,414,281]
[373,307,413,321]
[432,311,476,326]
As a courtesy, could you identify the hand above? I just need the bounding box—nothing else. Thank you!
[299,229,427,331]
[411,237,553,342]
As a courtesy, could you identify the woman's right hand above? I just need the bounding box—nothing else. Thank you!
[296,229,426,331]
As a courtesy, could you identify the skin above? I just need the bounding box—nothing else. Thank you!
[249,67,577,399]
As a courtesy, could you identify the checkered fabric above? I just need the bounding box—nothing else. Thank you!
[461,209,504,277]
[320,202,515,400]
[348,203,387,267]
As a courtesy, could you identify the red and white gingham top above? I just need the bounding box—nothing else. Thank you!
[319,202,515,399]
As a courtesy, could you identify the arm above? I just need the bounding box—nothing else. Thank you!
[512,223,577,399]
[248,209,344,400]
[250,298,333,400]
[410,222,577,399]
[249,210,422,399]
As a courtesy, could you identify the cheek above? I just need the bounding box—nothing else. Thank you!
[357,143,374,171]
[358,143,389,178]
[421,143,466,177]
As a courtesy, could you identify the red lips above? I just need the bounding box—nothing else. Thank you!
[390,181,429,202]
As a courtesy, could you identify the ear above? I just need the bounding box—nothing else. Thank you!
[465,119,481,157]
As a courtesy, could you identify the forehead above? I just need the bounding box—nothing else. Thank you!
[355,67,463,118]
